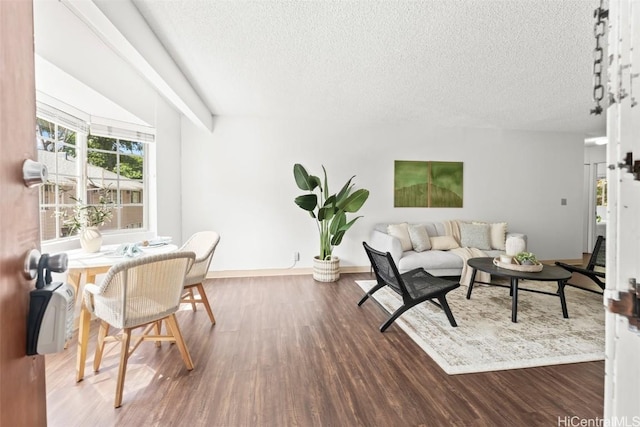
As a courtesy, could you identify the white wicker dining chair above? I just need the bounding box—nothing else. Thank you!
[179,231,220,324]
[83,251,196,408]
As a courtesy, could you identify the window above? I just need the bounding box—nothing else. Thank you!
[131,191,141,204]
[86,134,145,233]
[37,118,80,240]
[596,178,607,207]
[37,104,152,241]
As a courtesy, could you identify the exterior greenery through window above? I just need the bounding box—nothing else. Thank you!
[596,178,607,207]
[37,117,146,241]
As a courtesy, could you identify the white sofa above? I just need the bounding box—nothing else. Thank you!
[368,221,527,276]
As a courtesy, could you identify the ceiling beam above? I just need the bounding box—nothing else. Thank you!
[61,0,213,132]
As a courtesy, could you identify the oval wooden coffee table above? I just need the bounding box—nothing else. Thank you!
[466,257,572,323]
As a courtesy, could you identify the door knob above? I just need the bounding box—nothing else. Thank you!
[22,159,48,188]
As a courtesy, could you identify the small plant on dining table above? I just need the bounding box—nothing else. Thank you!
[61,188,114,235]
[514,251,538,265]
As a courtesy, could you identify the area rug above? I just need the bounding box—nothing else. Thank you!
[355,279,605,375]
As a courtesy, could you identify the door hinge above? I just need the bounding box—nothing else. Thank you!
[606,278,640,330]
[616,151,640,179]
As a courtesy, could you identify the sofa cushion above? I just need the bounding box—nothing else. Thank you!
[398,250,464,272]
[430,235,460,250]
[425,222,446,237]
[374,223,389,233]
[408,224,431,252]
[459,222,491,250]
[472,221,508,250]
[484,249,505,258]
[374,222,446,238]
[490,222,507,250]
[387,223,412,251]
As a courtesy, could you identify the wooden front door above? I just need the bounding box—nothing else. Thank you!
[0,0,47,425]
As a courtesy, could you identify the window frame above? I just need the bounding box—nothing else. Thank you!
[36,105,152,243]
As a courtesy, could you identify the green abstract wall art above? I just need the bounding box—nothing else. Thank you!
[394,160,463,207]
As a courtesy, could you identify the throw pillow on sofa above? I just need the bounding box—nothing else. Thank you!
[430,235,460,250]
[408,224,431,252]
[490,222,507,250]
[387,223,412,251]
[473,221,508,250]
[459,222,492,250]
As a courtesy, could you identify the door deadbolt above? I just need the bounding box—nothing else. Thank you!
[22,159,48,188]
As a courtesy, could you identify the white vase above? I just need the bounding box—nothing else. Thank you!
[312,256,340,282]
[505,235,527,256]
[80,227,103,253]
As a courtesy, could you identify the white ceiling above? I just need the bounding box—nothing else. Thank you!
[130,0,605,135]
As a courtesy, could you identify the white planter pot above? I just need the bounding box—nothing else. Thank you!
[505,235,527,256]
[312,256,340,282]
[80,227,103,253]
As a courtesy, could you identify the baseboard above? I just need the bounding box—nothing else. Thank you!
[207,259,583,278]
[207,265,371,278]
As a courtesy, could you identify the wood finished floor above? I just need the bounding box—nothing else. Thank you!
[45,271,604,427]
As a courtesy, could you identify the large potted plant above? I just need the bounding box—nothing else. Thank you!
[293,163,369,282]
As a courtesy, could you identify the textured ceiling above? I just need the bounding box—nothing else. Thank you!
[132,0,605,135]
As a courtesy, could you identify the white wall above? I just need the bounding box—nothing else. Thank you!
[181,117,585,272]
[34,1,157,126]
[585,144,607,165]
[35,0,586,271]
[35,0,183,250]
[152,98,183,243]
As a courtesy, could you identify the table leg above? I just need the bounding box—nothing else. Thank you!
[67,271,82,307]
[76,304,90,382]
[76,272,96,382]
[558,280,569,318]
[511,278,519,323]
[466,268,478,299]
[64,271,83,350]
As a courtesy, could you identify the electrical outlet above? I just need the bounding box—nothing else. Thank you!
[293,251,300,262]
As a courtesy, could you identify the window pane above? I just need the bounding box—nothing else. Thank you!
[88,135,116,152]
[118,150,144,232]
[58,206,77,237]
[87,136,144,232]
[118,140,144,156]
[120,205,144,230]
[40,207,57,241]
[87,151,117,183]
[119,153,144,180]
[596,178,607,206]
[37,118,79,239]
[37,117,76,155]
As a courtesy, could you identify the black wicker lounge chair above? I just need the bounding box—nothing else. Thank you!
[555,235,605,295]
[360,242,460,332]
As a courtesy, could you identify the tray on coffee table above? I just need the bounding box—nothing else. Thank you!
[493,257,543,272]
